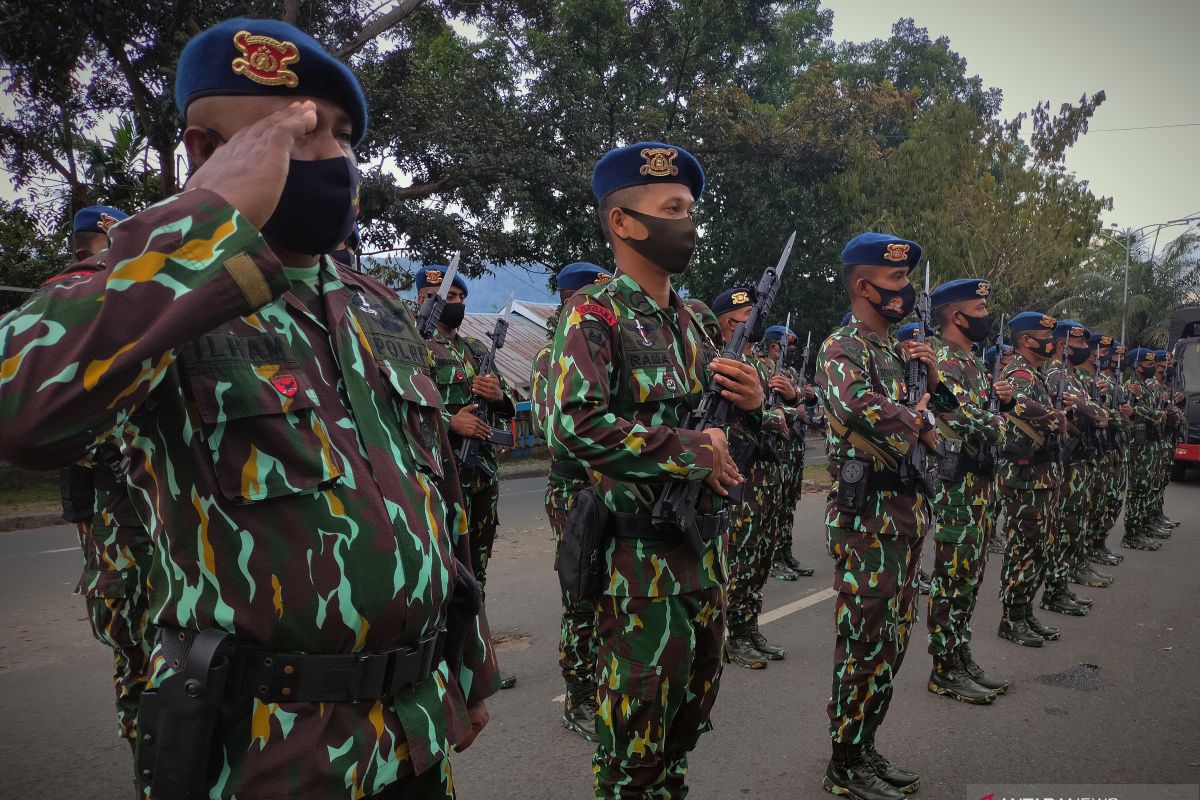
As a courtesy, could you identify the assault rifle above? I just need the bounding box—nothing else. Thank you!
[1050,332,1078,465]
[979,316,1006,473]
[415,253,460,339]
[457,294,517,479]
[652,232,795,555]
[900,261,939,495]
[761,312,793,461]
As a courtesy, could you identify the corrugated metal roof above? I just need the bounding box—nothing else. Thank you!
[457,312,551,399]
[512,300,557,328]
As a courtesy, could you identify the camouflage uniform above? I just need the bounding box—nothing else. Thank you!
[926,337,1007,656]
[767,364,810,573]
[547,274,732,798]
[531,310,597,700]
[426,328,515,590]
[997,352,1062,612]
[0,191,498,799]
[1124,369,1163,541]
[816,316,957,746]
[1092,368,1129,553]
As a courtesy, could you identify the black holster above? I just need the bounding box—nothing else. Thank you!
[935,437,963,482]
[137,629,233,800]
[556,488,611,601]
[59,465,95,524]
[445,559,482,678]
[834,459,871,514]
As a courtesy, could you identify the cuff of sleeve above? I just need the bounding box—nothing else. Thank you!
[679,429,716,479]
[184,189,288,314]
[930,382,959,413]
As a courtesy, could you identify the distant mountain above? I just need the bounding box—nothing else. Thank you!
[365,257,556,312]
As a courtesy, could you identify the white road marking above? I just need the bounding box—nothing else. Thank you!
[31,547,78,555]
[548,587,836,702]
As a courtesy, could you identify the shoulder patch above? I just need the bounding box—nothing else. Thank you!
[1011,369,1034,382]
[577,302,617,326]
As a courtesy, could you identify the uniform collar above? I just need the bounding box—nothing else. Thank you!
[609,272,684,315]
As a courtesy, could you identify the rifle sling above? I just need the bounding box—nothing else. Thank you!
[826,415,900,473]
[1005,413,1046,450]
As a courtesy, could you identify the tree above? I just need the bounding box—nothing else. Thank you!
[0,203,69,312]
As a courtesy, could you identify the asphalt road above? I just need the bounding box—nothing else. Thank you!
[1,477,1198,798]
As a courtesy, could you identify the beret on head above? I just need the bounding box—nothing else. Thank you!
[1126,347,1155,365]
[414,266,467,297]
[592,142,705,202]
[711,287,755,317]
[930,278,990,308]
[175,18,368,146]
[557,262,612,292]
[1154,350,1169,362]
[763,325,795,343]
[840,232,922,273]
[896,322,922,342]
[1086,331,1114,347]
[1009,311,1056,333]
[984,344,1013,364]
[73,205,128,235]
[1053,319,1088,340]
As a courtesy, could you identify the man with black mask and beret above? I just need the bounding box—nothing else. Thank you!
[0,18,497,799]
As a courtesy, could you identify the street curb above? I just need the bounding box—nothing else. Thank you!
[0,512,67,532]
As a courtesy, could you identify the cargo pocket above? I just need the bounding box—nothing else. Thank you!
[833,569,900,642]
[184,364,342,503]
[596,652,664,763]
[379,361,446,480]
[933,505,974,544]
[85,569,141,649]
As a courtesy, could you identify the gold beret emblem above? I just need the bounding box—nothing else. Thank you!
[97,213,120,233]
[883,243,910,262]
[976,282,990,297]
[1039,315,1055,329]
[594,273,611,284]
[424,270,443,285]
[731,290,751,305]
[1100,335,1112,346]
[232,31,300,88]
[639,147,679,178]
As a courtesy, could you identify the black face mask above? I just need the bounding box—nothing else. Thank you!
[864,280,916,322]
[1139,365,1156,378]
[439,301,466,329]
[1024,335,1055,358]
[260,157,360,255]
[617,207,698,274]
[957,312,994,343]
[1067,345,1091,366]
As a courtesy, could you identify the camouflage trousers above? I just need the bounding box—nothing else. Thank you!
[1124,444,1157,536]
[593,588,725,799]
[826,527,923,745]
[1046,459,1095,587]
[546,475,598,689]
[1151,439,1172,515]
[461,474,500,591]
[76,522,155,743]
[726,461,777,630]
[1094,449,1127,548]
[369,759,454,799]
[767,446,805,565]
[998,464,1060,608]
[927,475,996,656]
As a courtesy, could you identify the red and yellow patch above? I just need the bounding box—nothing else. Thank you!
[639,147,679,178]
[232,30,300,88]
[271,373,299,397]
[883,243,910,262]
[577,303,617,326]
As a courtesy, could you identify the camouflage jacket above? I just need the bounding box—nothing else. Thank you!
[0,190,496,796]
[1044,361,1108,461]
[426,327,514,482]
[531,309,589,512]
[816,315,957,536]
[931,336,1008,454]
[1096,370,1130,433]
[547,273,736,597]
[1126,372,1164,428]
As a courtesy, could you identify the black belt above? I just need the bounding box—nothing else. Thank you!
[959,453,993,477]
[159,626,446,703]
[606,510,727,543]
[550,460,589,482]
[867,470,915,495]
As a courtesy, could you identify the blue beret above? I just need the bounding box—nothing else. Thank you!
[840,232,922,272]
[711,287,754,317]
[1127,348,1155,366]
[1009,311,1056,333]
[896,322,922,342]
[930,278,991,308]
[840,311,853,326]
[557,262,612,292]
[415,266,467,297]
[1053,319,1088,340]
[1086,331,1114,347]
[1154,350,1169,362]
[73,205,128,235]
[983,344,1013,364]
[763,325,794,343]
[592,142,705,202]
[175,18,368,146]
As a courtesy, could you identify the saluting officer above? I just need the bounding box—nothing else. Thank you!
[817,232,958,800]
[548,142,763,798]
[0,19,497,799]
[530,260,612,740]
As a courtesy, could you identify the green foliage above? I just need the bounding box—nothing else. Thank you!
[0,203,69,312]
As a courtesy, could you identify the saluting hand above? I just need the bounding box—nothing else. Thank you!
[472,374,504,403]
[186,101,318,229]
[709,358,764,411]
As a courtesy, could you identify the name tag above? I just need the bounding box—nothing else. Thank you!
[188,333,296,366]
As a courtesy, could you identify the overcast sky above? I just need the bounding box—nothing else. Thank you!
[822,0,1200,246]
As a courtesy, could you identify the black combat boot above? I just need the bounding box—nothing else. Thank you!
[986,532,1006,555]
[1089,544,1121,567]
[1153,513,1180,528]
[917,569,931,596]
[997,604,1043,647]
[928,651,997,704]
[1069,564,1112,589]
[958,642,1010,695]
[747,621,786,660]
[1024,609,1060,641]
[783,553,815,576]
[1144,524,1172,539]
[562,680,598,742]
[1121,532,1161,551]
[725,627,768,669]
[499,669,518,689]
[824,743,906,800]
[1099,543,1124,563]
[1061,585,1093,608]
[770,559,801,581]
[863,741,920,794]
[1041,587,1088,616]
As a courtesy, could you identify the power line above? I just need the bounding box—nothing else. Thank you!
[1089,122,1200,132]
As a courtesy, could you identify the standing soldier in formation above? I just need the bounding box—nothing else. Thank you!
[1122,349,1168,550]
[714,288,792,669]
[983,342,1015,555]
[1042,321,1109,610]
[416,268,518,689]
[763,326,817,582]
[995,312,1067,647]
[0,19,499,798]
[51,205,159,752]
[1076,333,1126,574]
[549,141,764,798]
[1149,351,1184,531]
[1091,338,1131,564]
[530,260,612,740]
[917,279,1011,704]
[817,232,956,800]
